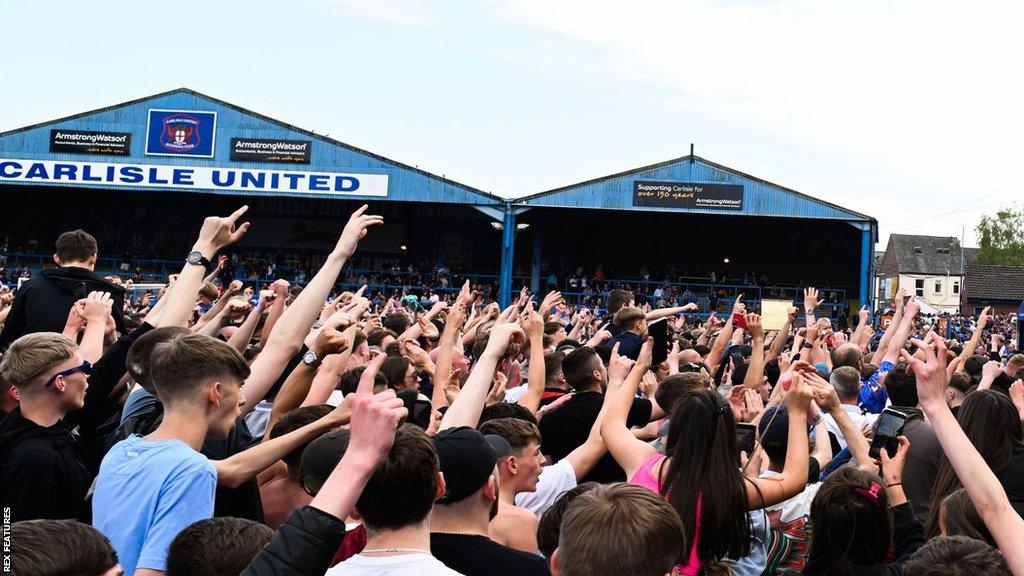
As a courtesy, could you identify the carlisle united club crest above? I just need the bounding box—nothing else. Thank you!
[159,114,202,152]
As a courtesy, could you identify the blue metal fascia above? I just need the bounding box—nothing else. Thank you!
[0,89,503,207]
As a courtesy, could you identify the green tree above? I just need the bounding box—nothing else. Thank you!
[976,204,1024,266]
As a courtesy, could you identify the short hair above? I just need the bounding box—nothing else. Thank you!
[338,366,388,396]
[883,362,918,407]
[11,519,118,576]
[479,417,541,455]
[199,282,219,301]
[902,536,1010,576]
[964,355,989,377]
[544,351,565,383]
[355,425,439,531]
[1009,353,1024,367]
[127,326,191,393]
[380,356,411,389]
[149,333,251,405]
[366,328,398,348]
[556,483,685,576]
[537,483,599,559]
[692,344,711,357]
[606,289,634,315]
[479,402,537,426]
[731,362,750,386]
[269,405,333,469]
[830,366,861,401]
[612,306,644,331]
[948,372,973,396]
[166,517,274,576]
[544,321,565,336]
[0,333,77,391]
[384,341,402,357]
[471,330,517,362]
[561,346,602,389]
[656,373,710,418]
[382,313,411,335]
[55,229,98,263]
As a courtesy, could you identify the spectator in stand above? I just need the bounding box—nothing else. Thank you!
[0,229,127,349]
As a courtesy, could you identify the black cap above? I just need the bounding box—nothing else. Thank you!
[299,428,351,496]
[433,426,511,504]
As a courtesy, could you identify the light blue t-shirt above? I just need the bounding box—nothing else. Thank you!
[93,435,217,575]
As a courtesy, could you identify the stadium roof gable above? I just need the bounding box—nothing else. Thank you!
[0,87,502,205]
[515,154,874,224]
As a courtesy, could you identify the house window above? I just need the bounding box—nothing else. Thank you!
[913,246,924,254]
[934,280,942,294]
[915,279,925,297]
[953,281,960,294]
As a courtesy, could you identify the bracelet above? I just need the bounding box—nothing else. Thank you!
[886,482,902,488]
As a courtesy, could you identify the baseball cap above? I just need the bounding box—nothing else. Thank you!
[433,426,511,504]
[299,428,351,496]
[757,405,791,463]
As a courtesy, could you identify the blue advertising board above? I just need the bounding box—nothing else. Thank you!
[145,109,217,158]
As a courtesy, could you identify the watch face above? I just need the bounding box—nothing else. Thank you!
[187,251,203,264]
[303,351,317,364]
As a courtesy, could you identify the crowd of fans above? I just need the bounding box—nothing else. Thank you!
[1,205,1023,576]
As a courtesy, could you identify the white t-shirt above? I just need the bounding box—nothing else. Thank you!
[822,404,878,450]
[325,553,464,575]
[503,385,528,404]
[514,458,577,517]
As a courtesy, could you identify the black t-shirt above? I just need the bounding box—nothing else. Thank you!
[431,533,550,576]
[538,390,652,483]
[996,449,1024,518]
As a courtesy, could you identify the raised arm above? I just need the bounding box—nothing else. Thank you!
[193,280,242,332]
[517,302,546,415]
[78,292,114,363]
[227,293,272,353]
[905,337,1024,574]
[161,207,250,328]
[954,307,991,374]
[258,280,289,346]
[807,374,872,468]
[881,297,920,367]
[745,373,811,509]
[432,282,471,410]
[600,341,655,480]
[440,323,524,430]
[646,303,697,321]
[239,206,382,416]
[706,296,743,373]
[742,313,766,390]
[766,306,797,362]
[869,287,906,365]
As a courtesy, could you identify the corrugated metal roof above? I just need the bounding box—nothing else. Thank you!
[515,154,875,223]
[0,87,504,205]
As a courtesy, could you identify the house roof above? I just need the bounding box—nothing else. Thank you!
[963,263,1024,302]
[879,234,963,276]
[963,247,980,265]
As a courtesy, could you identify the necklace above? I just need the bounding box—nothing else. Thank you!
[361,547,431,555]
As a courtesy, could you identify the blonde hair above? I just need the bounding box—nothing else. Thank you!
[0,333,77,390]
[613,306,645,331]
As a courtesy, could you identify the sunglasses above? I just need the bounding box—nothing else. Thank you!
[44,360,93,388]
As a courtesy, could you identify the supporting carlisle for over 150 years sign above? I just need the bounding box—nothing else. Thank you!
[633,180,744,210]
[0,158,388,197]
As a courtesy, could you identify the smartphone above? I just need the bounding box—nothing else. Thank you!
[869,408,908,459]
[648,317,669,365]
[736,422,757,455]
[732,312,748,330]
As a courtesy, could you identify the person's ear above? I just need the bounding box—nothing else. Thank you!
[484,474,498,502]
[209,382,223,407]
[9,386,20,402]
[435,472,447,500]
[52,375,67,393]
[549,548,560,575]
[507,455,519,475]
[557,373,567,385]
[52,253,61,266]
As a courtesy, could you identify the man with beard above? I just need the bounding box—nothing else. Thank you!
[429,426,550,575]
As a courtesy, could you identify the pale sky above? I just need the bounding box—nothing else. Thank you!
[2,0,1021,247]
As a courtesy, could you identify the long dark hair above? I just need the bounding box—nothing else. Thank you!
[940,488,995,547]
[803,467,892,576]
[926,389,1024,536]
[662,389,751,563]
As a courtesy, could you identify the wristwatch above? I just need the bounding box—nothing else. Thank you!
[801,342,813,349]
[302,350,322,368]
[312,320,324,330]
[185,251,211,269]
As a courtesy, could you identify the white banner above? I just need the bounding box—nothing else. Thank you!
[0,158,388,197]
